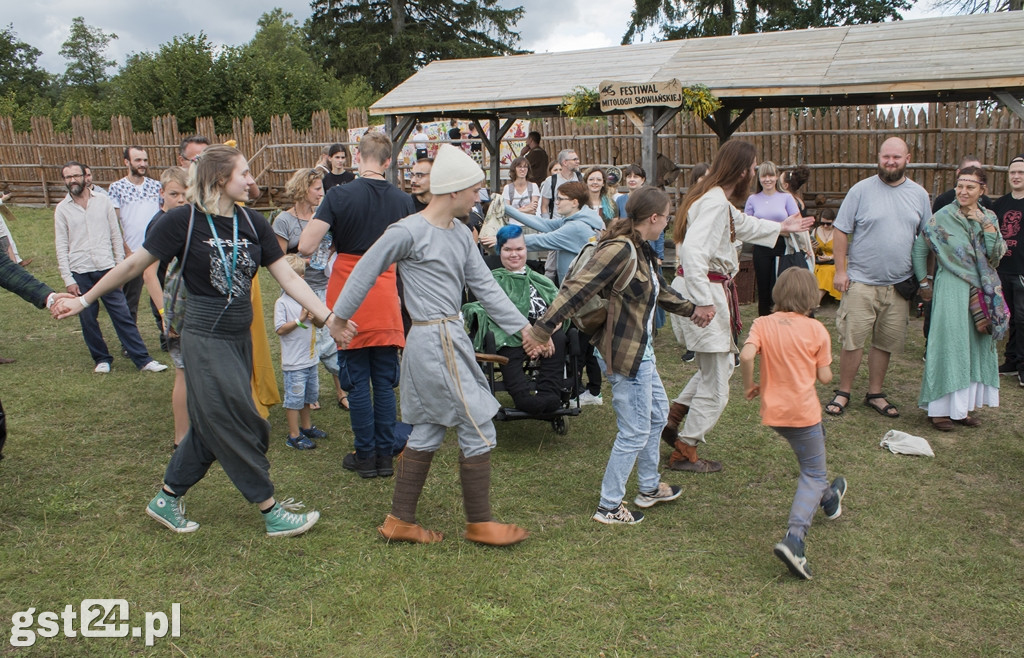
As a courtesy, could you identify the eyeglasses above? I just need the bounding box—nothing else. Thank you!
[63,174,84,181]
[556,196,570,202]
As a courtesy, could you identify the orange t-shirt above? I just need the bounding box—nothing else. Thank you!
[745,312,832,427]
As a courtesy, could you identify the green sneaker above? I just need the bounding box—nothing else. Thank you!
[146,490,199,533]
[264,498,320,537]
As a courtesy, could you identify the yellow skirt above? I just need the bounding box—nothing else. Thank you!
[815,263,842,300]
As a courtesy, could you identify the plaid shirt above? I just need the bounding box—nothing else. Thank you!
[533,238,695,378]
[0,250,53,309]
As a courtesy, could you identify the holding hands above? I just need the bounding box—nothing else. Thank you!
[326,314,358,349]
[521,325,554,359]
[52,295,87,320]
[690,305,715,328]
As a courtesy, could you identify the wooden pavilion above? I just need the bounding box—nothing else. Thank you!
[369,12,1024,188]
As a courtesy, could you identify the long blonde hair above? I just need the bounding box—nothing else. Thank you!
[187,144,244,214]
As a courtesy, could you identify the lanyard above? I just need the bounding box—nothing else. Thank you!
[205,210,239,300]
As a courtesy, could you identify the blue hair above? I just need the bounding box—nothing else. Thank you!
[494,224,523,251]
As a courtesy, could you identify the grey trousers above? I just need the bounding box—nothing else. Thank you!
[771,423,833,540]
[163,295,274,504]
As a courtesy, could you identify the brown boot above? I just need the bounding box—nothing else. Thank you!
[465,521,529,546]
[378,514,444,544]
[459,451,529,546]
[381,448,442,542]
[667,440,722,473]
[661,402,689,449]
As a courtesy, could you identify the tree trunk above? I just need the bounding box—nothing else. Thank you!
[390,0,406,36]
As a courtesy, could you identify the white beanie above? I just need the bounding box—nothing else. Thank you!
[430,143,484,195]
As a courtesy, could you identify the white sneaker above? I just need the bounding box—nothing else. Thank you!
[141,360,168,372]
[578,391,603,406]
[94,362,111,373]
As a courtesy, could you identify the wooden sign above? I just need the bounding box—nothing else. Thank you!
[599,79,684,112]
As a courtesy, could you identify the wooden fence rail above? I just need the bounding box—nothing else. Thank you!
[0,103,1021,210]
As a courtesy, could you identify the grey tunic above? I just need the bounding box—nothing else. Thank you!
[334,214,527,426]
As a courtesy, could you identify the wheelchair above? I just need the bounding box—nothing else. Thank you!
[473,326,583,435]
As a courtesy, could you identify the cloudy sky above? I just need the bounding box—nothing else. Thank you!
[8,0,640,74]
[8,1,943,75]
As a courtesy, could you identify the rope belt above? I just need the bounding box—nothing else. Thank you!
[677,266,742,336]
[411,313,492,447]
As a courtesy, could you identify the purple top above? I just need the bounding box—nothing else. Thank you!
[744,192,798,223]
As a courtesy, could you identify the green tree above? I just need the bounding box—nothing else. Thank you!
[219,9,356,131]
[59,17,118,95]
[306,0,525,94]
[0,24,53,105]
[106,33,221,132]
[932,0,1022,13]
[623,0,909,43]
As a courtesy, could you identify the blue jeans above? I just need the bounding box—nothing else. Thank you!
[72,270,152,368]
[597,355,668,510]
[337,346,399,459]
[282,365,319,410]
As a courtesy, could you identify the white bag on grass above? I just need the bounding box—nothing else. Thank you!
[880,430,934,457]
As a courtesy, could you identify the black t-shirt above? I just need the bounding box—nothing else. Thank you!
[322,170,355,193]
[144,204,283,298]
[314,177,415,255]
[932,188,994,213]
[993,193,1024,276]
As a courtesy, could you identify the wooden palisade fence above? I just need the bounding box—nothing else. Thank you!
[0,103,1021,210]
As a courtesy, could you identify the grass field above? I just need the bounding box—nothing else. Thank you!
[1,205,1022,656]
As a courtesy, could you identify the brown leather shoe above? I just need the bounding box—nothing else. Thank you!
[930,417,955,432]
[464,521,529,546]
[377,514,444,544]
[0,356,15,365]
[954,415,981,427]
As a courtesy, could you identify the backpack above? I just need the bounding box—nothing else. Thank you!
[564,237,638,334]
[162,205,195,337]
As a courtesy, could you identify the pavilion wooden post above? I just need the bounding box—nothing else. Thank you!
[994,91,1024,122]
[475,117,516,193]
[384,115,417,184]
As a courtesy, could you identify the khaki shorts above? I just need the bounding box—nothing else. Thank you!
[835,281,909,353]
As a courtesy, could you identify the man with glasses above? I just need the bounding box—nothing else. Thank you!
[539,149,583,219]
[409,158,433,212]
[53,161,166,374]
[994,154,1024,385]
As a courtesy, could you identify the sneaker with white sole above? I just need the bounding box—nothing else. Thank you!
[146,490,199,533]
[681,350,696,362]
[577,391,603,406]
[264,498,320,537]
[94,362,111,374]
[773,533,812,580]
[634,482,682,508]
[592,503,644,525]
[141,360,168,372]
[821,476,847,520]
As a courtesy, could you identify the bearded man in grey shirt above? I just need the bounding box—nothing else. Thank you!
[825,137,931,419]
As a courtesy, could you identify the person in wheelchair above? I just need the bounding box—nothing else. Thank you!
[464,224,568,415]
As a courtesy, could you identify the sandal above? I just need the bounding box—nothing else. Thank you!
[337,393,350,411]
[824,390,850,416]
[864,393,899,418]
[309,401,321,411]
[931,417,954,431]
